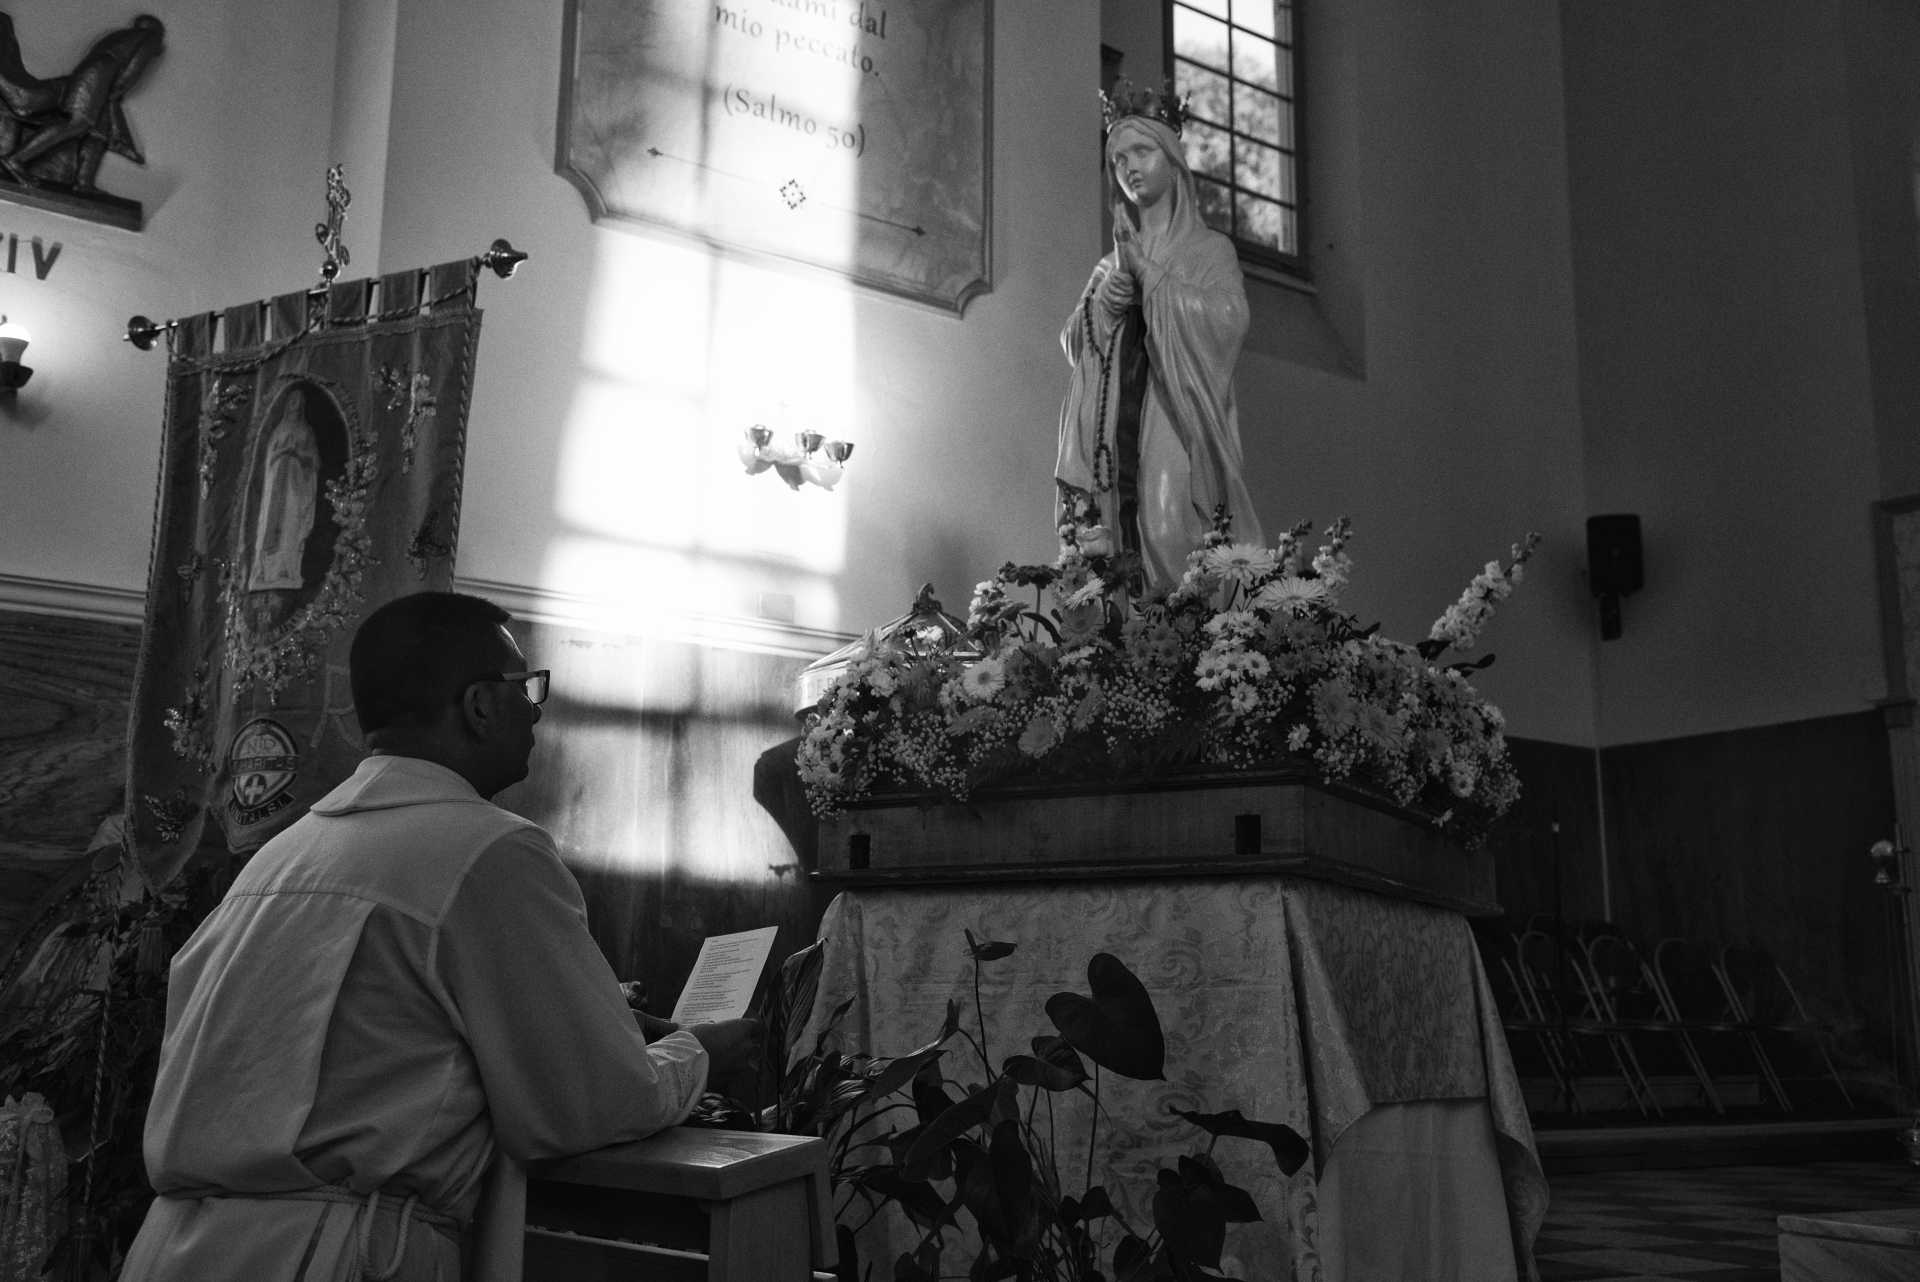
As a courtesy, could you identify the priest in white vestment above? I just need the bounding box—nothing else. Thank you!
[120,592,754,1282]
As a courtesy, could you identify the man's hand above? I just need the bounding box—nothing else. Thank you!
[686,1018,764,1076]
[633,1010,680,1043]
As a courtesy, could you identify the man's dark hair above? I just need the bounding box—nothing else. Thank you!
[350,592,514,733]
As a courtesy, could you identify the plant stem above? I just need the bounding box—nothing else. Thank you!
[1085,1064,1099,1192]
[972,954,990,1073]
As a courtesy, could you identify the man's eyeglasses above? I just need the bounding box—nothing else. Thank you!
[472,669,550,706]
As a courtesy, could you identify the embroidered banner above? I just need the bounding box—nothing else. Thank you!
[127,262,482,887]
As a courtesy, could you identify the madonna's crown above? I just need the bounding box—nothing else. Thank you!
[1100,79,1189,136]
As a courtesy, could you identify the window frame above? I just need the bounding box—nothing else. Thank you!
[1163,0,1308,280]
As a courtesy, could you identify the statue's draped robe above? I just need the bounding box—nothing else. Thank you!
[120,757,709,1282]
[1057,189,1265,585]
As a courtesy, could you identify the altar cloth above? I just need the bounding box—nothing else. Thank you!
[802,877,1547,1280]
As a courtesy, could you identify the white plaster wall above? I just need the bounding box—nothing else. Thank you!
[1232,0,1596,745]
[1563,0,1888,745]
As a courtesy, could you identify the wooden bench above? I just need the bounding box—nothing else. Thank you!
[519,1128,834,1281]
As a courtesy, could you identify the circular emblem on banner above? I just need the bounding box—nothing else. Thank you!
[229,717,299,825]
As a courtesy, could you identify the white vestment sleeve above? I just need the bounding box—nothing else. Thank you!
[435,827,709,1161]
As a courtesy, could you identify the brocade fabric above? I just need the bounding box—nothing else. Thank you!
[128,265,482,887]
[804,877,1546,1280]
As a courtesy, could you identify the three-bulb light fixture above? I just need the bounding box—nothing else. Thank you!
[739,425,853,491]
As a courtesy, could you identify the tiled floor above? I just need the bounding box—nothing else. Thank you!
[1537,1159,1920,1281]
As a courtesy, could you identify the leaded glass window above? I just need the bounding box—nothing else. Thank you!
[1169,0,1301,267]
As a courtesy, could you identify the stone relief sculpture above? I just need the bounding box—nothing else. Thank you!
[0,13,165,228]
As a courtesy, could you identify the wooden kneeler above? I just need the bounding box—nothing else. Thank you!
[513,1128,834,1281]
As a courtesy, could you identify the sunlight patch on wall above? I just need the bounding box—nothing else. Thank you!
[547,222,861,639]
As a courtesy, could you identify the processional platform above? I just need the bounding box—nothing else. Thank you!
[798,767,1542,1279]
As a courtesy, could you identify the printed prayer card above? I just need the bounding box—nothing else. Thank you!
[670,925,781,1025]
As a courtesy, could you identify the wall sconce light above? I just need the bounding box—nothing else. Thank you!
[0,315,33,391]
[738,424,854,491]
[1871,830,1910,890]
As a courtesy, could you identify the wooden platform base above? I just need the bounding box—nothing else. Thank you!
[815,767,1498,916]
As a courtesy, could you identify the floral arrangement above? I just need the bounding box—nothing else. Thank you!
[797,508,1540,845]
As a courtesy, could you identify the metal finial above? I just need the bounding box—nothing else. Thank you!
[481,238,528,279]
[315,164,352,286]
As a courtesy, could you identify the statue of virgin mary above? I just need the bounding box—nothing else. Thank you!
[1056,87,1265,587]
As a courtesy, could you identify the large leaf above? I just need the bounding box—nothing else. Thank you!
[1002,1034,1089,1092]
[864,1045,949,1102]
[1172,1107,1310,1176]
[1174,1153,1260,1223]
[902,1077,1017,1180]
[907,1063,957,1180]
[857,1166,955,1232]
[1045,953,1166,1081]
[1111,1234,1170,1282]
[1059,1185,1116,1227]
[835,1223,861,1282]
[766,939,826,1070]
[894,1240,942,1282]
[811,996,857,1058]
[955,1120,1044,1259]
[1150,1167,1227,1272]
[911,1061,954,1124]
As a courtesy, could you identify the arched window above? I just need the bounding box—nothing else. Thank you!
[1169,1,1303,272]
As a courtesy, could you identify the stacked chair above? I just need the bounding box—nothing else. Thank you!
[1484,920,1661,1117]
[1517,923,1662,1117]
[1652,936,1795,1115]
[1471,919,1581,1114]
[1714,943,1854,1113]
[1574,930,1723,1116]
[1476,916,1862,1124]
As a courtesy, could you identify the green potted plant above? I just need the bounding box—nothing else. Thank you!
[766,932,1310,1281]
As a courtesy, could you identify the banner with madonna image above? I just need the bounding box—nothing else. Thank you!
[127,262,483,888]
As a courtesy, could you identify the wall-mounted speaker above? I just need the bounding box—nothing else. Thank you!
[1586,514,1643,597]
[1586,514,1642,640]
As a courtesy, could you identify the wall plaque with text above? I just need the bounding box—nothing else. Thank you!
[558,0,991,313]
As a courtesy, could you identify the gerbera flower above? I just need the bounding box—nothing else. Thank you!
[1202,541,1277,587]
[1062,576,1108,609]
[1252,575,1330,616]
[957,655,1007,702]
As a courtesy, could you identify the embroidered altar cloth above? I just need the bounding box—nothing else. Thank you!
[803,876,1547,1280]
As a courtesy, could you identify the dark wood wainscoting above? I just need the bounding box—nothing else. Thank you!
[1486,736,1606,928]
[0,608,140,958]
[1600,711,1900,1069]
